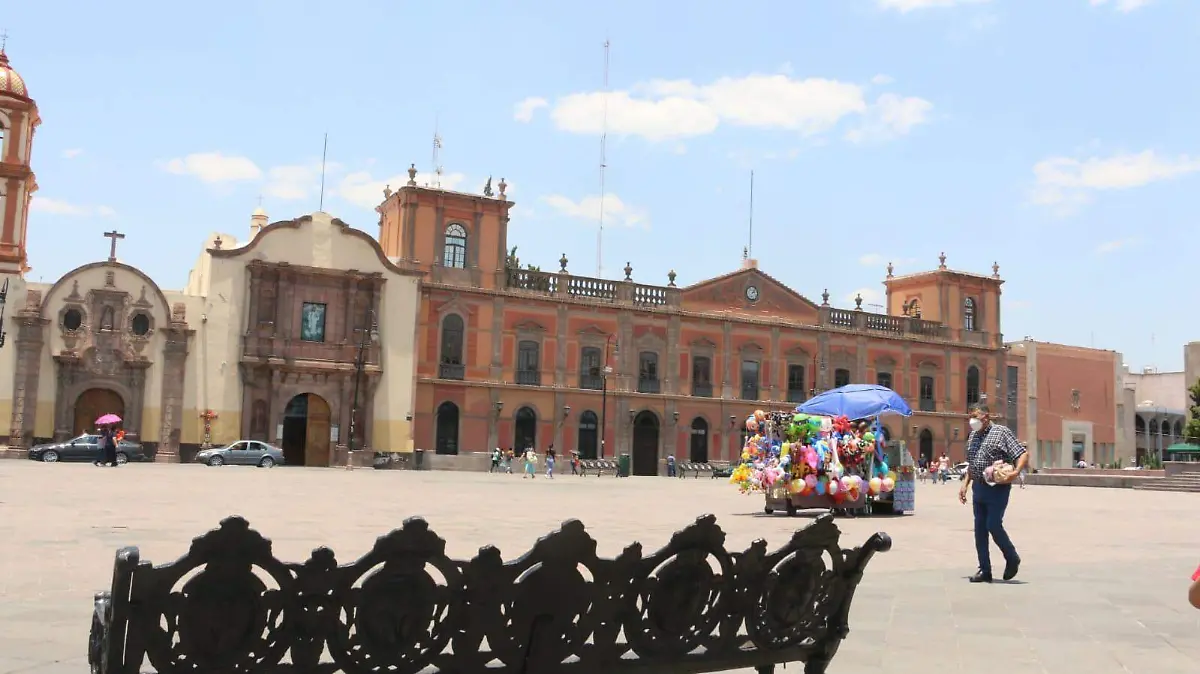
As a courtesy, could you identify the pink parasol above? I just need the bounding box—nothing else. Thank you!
[95,413,122,426]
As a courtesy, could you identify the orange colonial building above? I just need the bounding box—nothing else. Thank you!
[377,167,1010,475]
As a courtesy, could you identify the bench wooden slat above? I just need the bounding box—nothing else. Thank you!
[89,514,889,674]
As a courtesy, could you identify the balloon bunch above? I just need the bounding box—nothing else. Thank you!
[730,409,898,499]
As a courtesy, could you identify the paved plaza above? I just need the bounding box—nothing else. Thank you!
[1,461,1198,674]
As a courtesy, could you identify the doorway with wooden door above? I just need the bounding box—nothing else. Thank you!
[73,388,125,437]
[281,393,332,466]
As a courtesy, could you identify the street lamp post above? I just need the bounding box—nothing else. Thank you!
[598,335,617,459]
[347,310,380,469]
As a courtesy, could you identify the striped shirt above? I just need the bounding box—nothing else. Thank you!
[966,423,1026,483]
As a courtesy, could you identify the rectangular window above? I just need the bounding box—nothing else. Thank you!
[638,352,660,394]
[692,356,713,397]
[786,365,806,403]
[876,371,893,390]
[579,347,603,390]
[919,376,935,412]
[834,368,851,388]
[517,341,540,386]
[1006,365,1019,435]
[300,302,327,342]
[740,360,760,401]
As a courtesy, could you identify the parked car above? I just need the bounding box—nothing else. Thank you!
[195,440,285,467]
[953,462,970,480]
[28,434,147,464]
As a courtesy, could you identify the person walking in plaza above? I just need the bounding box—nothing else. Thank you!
[523,447,537,478]
[504,448,514,474]
[570,451,580,476]
[490,447,501,473]
[101,425,119,467]
[937,453,950,484]
[545,444,556,479]
[1189,563,1200,609]
[960,404,1028,583]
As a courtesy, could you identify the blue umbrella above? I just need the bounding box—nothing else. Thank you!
[796,384,913,419]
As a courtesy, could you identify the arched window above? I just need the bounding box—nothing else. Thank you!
[439,314,465,379]
[443,223,467,268]
[578,410,599,459]
[1174,420,1184,437]
[918,428,934,463]
[435,402,460,455]
[966,365,981,406]
[834,368,851,388]
[689,417,709,463]
[638,351,660,393]
[963,297,977,332]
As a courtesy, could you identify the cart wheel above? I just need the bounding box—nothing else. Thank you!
[764,507,774,515]
[785,501,798,517]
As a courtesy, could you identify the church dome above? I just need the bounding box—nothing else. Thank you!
[0,50,29,99]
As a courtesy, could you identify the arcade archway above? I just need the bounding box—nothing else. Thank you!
[632,411,660,476]
[73,388,125,436]
[281,393,332,466]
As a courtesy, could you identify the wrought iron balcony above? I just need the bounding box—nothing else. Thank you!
[741,386,760,401]
[692,383,713,398]
[579,374,604,390]
[638,378,661,394]
[439,363,465,380]
[918,398,936,412]
[516,370,541,386]
[787,389,807,403]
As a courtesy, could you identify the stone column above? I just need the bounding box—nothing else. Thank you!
[721,321,733,398]
[7,303,48,451]
[156,312,193,463]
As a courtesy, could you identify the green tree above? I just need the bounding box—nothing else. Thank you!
[1184,378,1200,444]
[505,247,541,272]
[483,176,494,197]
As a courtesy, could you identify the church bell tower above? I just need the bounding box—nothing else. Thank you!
[0,42,39,276]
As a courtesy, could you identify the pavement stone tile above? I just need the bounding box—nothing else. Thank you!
[1,461,1199,674]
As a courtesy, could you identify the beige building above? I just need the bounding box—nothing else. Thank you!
[1,211,421,464]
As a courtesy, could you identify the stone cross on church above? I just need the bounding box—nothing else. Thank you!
[104,230,125,262]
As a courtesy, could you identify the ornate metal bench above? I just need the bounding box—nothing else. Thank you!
[677,461,716,478]
[89,514,889,674]
[579,459,621,477]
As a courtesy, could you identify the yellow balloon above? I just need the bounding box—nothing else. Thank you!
[887,471,897,482]
[781,443,791,457]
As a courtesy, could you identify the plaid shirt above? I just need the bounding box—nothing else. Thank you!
[966,423,1026,483]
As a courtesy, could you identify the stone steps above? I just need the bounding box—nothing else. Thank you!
[1133,474,1200,492]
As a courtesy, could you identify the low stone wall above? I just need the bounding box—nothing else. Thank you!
[1164,461,1200,477]
[1023,473,1162,489]
[417,450,492,472]
[1039,468,1165,477]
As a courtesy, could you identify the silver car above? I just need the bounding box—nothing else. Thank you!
[195,440,285,467]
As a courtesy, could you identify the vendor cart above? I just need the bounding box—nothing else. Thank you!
[764,384,914,517]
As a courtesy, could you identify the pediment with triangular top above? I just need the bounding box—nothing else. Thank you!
[577,324,610,338]
[512,318,547,333]
[680,267,819,323]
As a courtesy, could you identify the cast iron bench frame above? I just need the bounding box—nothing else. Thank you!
[578,459,621,477]
[89,513,890,674]
[676,462,716,478]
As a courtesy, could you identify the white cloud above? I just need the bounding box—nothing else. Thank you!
[160,152,262,183]
[337,169,470,210]
[1090,0,1154,12]
[31,197,116,217]
[1095,238,1139,255]
[1031,150,1200,214]
[845,93,934,143]
[62,148,84,159]
[513,97,549,123]
[263,163,345,201]
[533,72,931,143]
[539,194,648,229]
[878,0,991,11]
[870,74,895,85]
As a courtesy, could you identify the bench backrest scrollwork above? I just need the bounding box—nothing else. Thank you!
[92,514,890,674]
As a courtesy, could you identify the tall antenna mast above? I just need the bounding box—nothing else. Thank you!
[318,133,329,211]
[431,115,444,189]
[748,170,755,261]
[597,38,610,277]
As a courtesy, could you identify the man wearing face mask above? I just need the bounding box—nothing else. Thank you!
[960,403,1028,583]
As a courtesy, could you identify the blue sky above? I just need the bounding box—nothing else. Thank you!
[8,0,1199,370]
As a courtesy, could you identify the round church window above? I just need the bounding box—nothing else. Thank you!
[63,309,83,332]
[131,313,151,336]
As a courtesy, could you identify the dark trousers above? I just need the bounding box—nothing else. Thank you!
[972,481,1018,572]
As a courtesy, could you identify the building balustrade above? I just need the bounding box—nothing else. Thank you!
[579,374,604,390]
[638,377,661,394]
[241,335,379,365]
[499,266,1001,346]
[515,369,541,386]
[692,382,713,398]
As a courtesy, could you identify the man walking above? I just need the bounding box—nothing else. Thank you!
[959,404,1028,583]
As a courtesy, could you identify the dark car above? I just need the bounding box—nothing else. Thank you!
[28,434,147,464]
[195,440,285,467]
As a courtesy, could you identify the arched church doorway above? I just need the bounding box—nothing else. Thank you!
[74,388,125,436]
[435,402,460,455]
[514,406,537,451]
[632,411,660,476]
[919,428,934,464]
[282,393,332,466]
